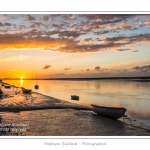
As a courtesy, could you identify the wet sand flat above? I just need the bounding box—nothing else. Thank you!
[0,83,150,136]
[1,109,150,136]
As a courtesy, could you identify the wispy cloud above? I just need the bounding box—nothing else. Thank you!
[26,15,36,21]
[64,68,71,70]
[0,22,12,26]
[95,66,101,71]
[132,65,150,72]
[43,65,52,69]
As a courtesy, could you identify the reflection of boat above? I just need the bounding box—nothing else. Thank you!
[34,74,39,89]
[71,95,79,100]
[4,85,11,88]
[22,88,32,93]
[91,104,126,119]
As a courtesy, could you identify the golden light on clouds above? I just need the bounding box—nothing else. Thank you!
[0,14,150,78]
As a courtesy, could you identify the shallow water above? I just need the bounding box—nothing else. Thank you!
[3,79,150,126]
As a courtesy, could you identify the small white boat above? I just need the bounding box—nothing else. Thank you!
[71,95,79,100]
[91,104,126,119]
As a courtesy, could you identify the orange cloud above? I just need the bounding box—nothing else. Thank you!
[1,33,150,53]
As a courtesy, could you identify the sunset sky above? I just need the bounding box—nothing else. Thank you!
[0,14,150,78]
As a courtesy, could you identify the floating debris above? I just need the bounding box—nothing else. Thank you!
[71,95,79,100]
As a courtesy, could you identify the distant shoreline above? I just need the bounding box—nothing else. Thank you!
[1,76,150,81]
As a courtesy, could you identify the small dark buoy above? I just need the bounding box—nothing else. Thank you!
[34,84,39,89]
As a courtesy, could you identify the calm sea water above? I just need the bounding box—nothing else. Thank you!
[4,79,150,126]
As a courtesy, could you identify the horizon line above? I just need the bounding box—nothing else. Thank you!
[1,76,150,80]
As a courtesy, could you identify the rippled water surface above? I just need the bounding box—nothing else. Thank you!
[4,79,150,126]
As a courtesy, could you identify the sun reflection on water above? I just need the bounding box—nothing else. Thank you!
[20,79,23,87]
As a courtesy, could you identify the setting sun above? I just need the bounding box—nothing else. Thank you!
[20,77,24,79]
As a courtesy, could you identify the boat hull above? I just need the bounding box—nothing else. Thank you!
[91,104,126,119]
[71,95,79,100]
[4,85,11,88]
[22,88,32,93]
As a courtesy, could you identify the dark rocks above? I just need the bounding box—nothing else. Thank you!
[0,89,3,96]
